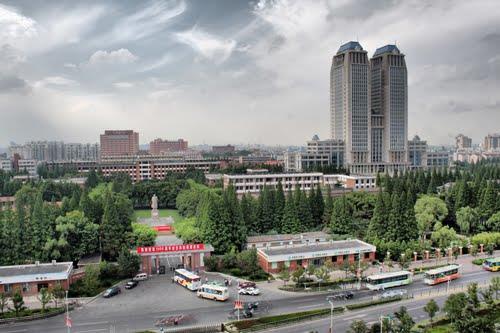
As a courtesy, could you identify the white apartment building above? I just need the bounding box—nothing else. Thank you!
[0,159,12,172]
[18,159,38,175]
[425,151,451,168]
[223,172,376,195]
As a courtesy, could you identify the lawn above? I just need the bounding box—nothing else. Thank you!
[133,209,184,223]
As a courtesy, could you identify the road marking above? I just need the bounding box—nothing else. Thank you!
[74,321,109,326]
[3,330,27,333]
[406,305,425,311]
[296,303,324,309]
[342,314,366,321]
[75,329,108,333]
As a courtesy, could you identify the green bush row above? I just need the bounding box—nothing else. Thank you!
[345,296,402,310]
[0,307,63,320]
[231,307,344,330]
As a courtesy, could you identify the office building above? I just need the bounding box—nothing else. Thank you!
[212,145,235,154]
[330,41,371,172]
[408,135,428,169]
[17,159,38,175]
[149,139,188,154]
[257,239,376,273]
[100,130,139,157]
[283,136,344,172]
[425,151,451,168]
[246,231,329,249]
[370,45,408,173]
[483,133,500,151]
[455,134,472,150]
[0,159,12,172]
[64,143,100,161]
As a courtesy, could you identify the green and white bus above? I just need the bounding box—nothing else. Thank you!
[365,271,413,291]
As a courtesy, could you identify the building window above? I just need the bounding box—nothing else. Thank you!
[22,283,30,293]
[284,261,290,268]
[271,262,278,269]
[3,284,12,293]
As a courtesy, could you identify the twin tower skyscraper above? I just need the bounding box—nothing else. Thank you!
[330,41,408,175]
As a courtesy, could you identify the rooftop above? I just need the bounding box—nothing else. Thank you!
[247,231,329,244]
[0,261,73,284]
[337,41,363,54]
[373,44,400,57]
[260,239,375,257]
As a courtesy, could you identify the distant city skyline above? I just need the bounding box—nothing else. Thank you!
[0,0,499,146]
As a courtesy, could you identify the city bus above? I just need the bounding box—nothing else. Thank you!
[197,284,229,301]
[424,264,461,285]
[483,257,500,272]
[365,271,412,291]
[173,269,201,291]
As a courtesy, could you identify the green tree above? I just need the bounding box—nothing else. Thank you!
[274,181,286,231]
[291,266,305,286]
[295,187,313,230]
[52,283,65,308]
[0,293,8,315]
[347,320,369,333]
[322,185,333,226]
[11,290,25,317]
[129,223,157,247]
[431,225,458,249]
[101,192,126,260]
[456,206,479,234]
[393,306,414,333]
[117,248,141,278]
[330,196,352,235]
[443,292,468,324]
[414,195,448,242]
[423,299,439,327]
[486,212,500,232]
[491,276,500,299]
[278,269,290,285]
[479,182,497,220]
[37,288,52,313]
[368,191,388,241]
[82,265,101,296]
[281,191,301,233]
[310,185,324,227]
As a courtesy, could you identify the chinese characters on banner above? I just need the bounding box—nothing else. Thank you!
[137,244,205,254]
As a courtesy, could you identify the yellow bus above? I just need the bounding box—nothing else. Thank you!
[197,284,229,301]
[483,257,500,272]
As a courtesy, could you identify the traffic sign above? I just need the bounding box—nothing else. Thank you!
[234,300,243,310]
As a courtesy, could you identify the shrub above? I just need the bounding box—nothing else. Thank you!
[345,296,402,310]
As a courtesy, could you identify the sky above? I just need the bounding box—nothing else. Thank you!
[0,0,499,147]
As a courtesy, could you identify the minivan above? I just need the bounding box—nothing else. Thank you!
[133,273,148,281]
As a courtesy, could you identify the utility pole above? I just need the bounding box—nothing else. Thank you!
[357,249,362,290]
[65,290,70,333]
[327,296,334,333]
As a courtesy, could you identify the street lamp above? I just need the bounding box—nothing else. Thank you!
[379,315,392,333]
[326,296,335,333]
[357,249,362,290]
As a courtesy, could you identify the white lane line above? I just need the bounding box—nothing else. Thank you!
[406,305,425,311]
[289,298,319,303]
[342,314,366,321]
[74,321,109,327]
[75,329,108,333]
[296,303,324,309]
[3,330,27,333]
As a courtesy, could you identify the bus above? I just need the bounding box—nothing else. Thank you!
[197,284,229,301]
[173,269,201,291]
[424,264,461,285]
[365,271,412,291]
[483,257,500,272]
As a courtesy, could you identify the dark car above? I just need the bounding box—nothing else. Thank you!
[103,286,121,298]
[238,281,256,289]
[125,280,138,289]
[242,310,253,318]
[330,291,354,301]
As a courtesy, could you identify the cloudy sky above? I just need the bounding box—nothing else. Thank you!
[0,0,499,147]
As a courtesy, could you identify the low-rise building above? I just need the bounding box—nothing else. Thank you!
[0,261,73,297]
[257,239,376,273]
[323,174,376,190]
[0,196,15,211]
[212,145,235,154]
[0,159,12,172]
[17,159,38,175]
[246,232,329,249]
[425,151,451,168]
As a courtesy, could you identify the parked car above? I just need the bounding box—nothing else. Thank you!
[133,273,148,281]
[380,289,407,299]
[238,287,261,296]
[125,280,138,289]
[247,302,259,310]
[238,282,256,289]
[242,309,253,318]
[330,291,354,301]
[103,286,121,298]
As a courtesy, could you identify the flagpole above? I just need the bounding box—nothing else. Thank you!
[66,290,70,333]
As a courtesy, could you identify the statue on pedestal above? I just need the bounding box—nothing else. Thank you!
[151,194,159,219]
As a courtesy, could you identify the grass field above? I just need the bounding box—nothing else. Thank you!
[133,209,184,223]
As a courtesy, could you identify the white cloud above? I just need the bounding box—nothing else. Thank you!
[88,48,138,66]
[105,0,186,44]
[176,27,237,63]
[139,53,172,72]
[64,63,77,69]
[0,4,38,42]
[113,82,134,88]
[34,76,79,88]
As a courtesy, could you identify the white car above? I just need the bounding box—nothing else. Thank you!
[380,289,407,299]
[238,287,261,296]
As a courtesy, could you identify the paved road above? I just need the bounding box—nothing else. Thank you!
[0,268,495,333]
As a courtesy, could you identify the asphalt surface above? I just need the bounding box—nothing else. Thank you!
[0,267,496,333]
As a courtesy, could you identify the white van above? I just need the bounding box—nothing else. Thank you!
[133,273,148,281]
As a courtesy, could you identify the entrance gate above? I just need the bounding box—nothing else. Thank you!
[135,244,214,275]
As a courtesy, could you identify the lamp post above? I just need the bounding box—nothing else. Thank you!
[357,249,362,290]
[65,290,70,333]
[327,296,334,333]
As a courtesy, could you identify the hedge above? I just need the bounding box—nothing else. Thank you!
[345,296,402,310]
[230,307,344,331]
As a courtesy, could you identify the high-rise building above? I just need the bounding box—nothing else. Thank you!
[455,134,472,150]
[149,138,188,154]
[408,135,427,169]
[330,41,370,172]
[370,45,408,171]
[100,130,139,157]
[483,133,500,151]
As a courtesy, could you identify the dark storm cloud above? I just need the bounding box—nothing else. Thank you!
[0,75,30,94]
